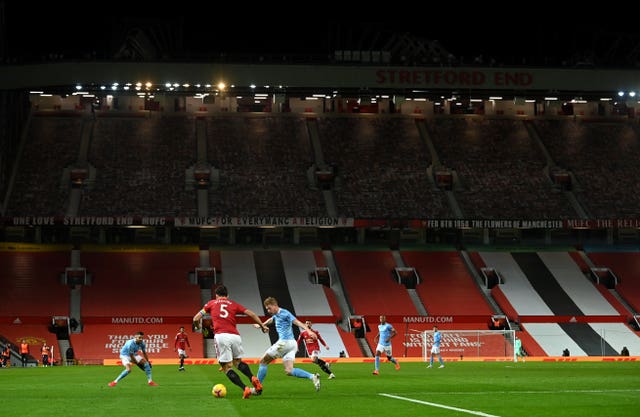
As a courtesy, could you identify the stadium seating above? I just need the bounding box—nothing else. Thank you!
[0,251,70,318]
[403,251,493,315]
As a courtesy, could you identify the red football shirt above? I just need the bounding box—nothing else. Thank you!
[202,297,246,335]
[174,331,190,350]
[297,329,327,354]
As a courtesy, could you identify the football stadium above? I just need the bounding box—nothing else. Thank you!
[0,11,639,417]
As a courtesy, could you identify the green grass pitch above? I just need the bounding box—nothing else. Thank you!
[1,361,638,417]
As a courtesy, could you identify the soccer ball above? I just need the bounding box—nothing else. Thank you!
[212,383,227,398]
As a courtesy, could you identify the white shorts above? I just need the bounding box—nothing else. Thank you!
[120,354,143,366]
[431,346,441,355]
[265,339,297,361]
[177,348,188,358]
[375,344,393,356]
[214,333,244,363]
[308,349,321,358]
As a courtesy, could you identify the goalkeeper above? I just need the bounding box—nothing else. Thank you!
[515,337,525,362]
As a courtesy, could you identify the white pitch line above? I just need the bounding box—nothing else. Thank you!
[420,388,640,395]
[380,393,501,417]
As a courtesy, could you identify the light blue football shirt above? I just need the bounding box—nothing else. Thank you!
[273,307,296,340]
[120,338,146,356]
[433,330,442,348]
[378,323,395,347]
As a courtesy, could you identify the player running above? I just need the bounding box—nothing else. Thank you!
[174,326,192,371]
[297,320,335,379]
[193,285,267,399]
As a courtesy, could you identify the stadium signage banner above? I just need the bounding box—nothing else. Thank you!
[80,316,339,325]
[6,216,354,227]
[105,333,169,354]
[173,216,353,227]
[5,217,640,229]
[422,219,565,228]
[375,69,533,88]
[365,315,491,323]
[81,317,184,324]
[420,219,640,229]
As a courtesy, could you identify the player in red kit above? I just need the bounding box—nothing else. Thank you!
[297,320,335,379]
[193,285,268,399]
[174,326,192,371]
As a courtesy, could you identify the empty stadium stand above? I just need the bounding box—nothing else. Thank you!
[206,115,324,217]
[478,251,637,356]
[0,250,70,319]
[80,251,200,317]
[587,252,640,313]
[6,117,83,216]
[82,116,197,217]
[402,250,493,315]
[334,250,418,316]
[317,115,450,218]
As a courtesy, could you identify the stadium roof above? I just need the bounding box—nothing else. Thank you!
[3,4,640,100]
[3,3,639,68]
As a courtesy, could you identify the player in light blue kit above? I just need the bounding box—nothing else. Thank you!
[372,315,400,375]
[255,297,321,392]
[108,331,158,386]
[427,325,445,368]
